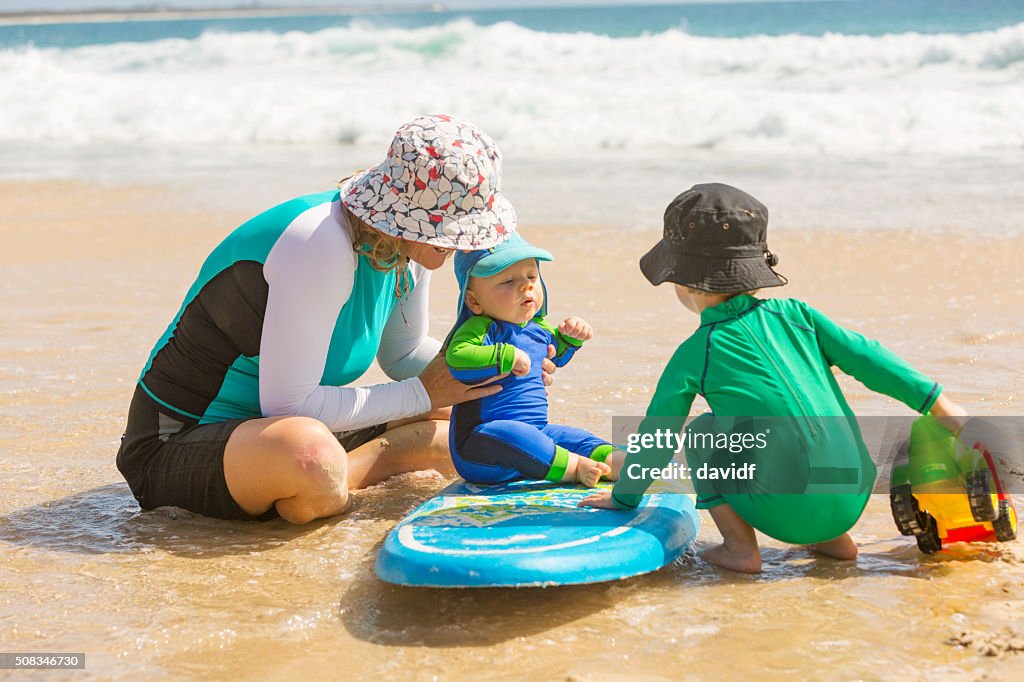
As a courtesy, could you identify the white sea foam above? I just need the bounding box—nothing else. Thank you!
[2,20,1022,154]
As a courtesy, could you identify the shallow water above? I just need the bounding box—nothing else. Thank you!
[2,179,1024,679]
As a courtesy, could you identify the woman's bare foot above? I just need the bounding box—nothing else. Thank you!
[805,533,858,561]
[700,542,763,574]
[563,454,611,487]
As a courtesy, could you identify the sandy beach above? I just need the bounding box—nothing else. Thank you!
[2,177,1023,679]
[4,0,1024,674]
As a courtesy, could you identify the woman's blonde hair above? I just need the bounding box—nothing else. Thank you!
[340,185,412,299]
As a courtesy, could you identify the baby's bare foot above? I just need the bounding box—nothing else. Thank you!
[575,457,611,487]
[603,450,626,482]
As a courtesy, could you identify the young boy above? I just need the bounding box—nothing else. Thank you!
[445,233,624,487]
[580,183,967,573]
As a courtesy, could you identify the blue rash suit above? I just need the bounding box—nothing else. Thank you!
[445,314,613,483]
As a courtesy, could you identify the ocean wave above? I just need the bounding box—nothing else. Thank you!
[1,19,1022,153]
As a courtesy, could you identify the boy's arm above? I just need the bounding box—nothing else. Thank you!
[610,344,698,509]
[804,303,942,414]
[445,315,516,384]
[535,316,585,368]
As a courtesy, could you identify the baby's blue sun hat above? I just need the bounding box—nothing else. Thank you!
[457,232,553,280]
[449,233,554,335]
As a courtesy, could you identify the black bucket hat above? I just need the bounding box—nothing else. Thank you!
[640,183,786,293]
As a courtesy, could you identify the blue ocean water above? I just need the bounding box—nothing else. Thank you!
[0,0,1022,158]
[2,0,1024,47]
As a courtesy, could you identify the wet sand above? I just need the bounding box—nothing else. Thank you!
[2,180,1023,680]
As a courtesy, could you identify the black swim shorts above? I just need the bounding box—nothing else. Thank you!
[116,386,387,521]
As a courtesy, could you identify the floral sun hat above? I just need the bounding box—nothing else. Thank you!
[340,115,517,250]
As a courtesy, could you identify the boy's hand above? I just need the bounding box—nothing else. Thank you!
[559,316,593,342]
[511,348,532,376]
[929,394,969,435]
[577,490,620,509]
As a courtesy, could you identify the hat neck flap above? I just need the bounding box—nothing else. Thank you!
[443,252,550,350]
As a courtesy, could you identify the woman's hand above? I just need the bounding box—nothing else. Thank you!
[541,344,557,390]
[418,354,504,409]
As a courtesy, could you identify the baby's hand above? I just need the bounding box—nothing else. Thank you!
[559,316,593,342]
[511,348,532,376]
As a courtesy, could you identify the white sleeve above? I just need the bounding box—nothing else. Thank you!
[259,206,432,431]
[376,262,443,380]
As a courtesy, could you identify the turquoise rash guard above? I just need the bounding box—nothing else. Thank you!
[137,191,435,429]
[612,294,941,545]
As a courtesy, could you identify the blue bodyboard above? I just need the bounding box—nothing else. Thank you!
[376,479,698,588]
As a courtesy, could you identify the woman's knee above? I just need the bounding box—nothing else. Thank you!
[224,416,349,521]
[270,418,351,524]
[291,419,349,483]
[277,489,351,525]
[249,416,348,494]
[264,416,340,462]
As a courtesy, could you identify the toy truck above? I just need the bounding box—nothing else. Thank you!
[890,415,1017,554]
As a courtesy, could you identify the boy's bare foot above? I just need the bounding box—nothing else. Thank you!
[704,504,762,573]
[700,542,762,574]
[572,455,611,487]
[805,533,858,561]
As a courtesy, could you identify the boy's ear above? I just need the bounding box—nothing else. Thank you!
[465,289,484,315]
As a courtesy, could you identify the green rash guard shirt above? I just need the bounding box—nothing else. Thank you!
[611,295,941,541]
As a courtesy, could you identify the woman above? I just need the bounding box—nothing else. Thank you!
[117,115,532,524]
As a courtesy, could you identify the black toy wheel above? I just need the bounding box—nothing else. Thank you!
[993,499,1017,542]
[915,513,943,554]
[890,484,923,536]
[967,470,997,522]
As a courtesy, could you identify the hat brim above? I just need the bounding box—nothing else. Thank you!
[340,168,516,250]
[640,240,786,292]
[472,244,554,277]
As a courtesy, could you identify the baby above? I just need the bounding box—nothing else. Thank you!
[445,233,624,486]
[581,183,967,573]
